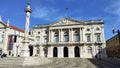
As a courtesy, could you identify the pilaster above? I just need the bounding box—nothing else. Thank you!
[69,29,71,42]
[49,30,51,43]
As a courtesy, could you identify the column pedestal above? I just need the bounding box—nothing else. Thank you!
[21,41,29,57]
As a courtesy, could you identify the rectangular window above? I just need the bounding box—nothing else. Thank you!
[96,34,101,42]
[36,36,40,43]
[64,36,69,42]
[54,36,59,42]
[87,35,91,42]
[44,37,48,43]
[14,36,17,42]
[74,36,79,42]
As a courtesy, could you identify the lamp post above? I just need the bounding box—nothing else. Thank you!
[112,27,120,58]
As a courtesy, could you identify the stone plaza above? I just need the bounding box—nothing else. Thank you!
[0,58,120,68]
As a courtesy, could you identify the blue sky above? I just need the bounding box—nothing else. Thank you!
[0,0,120,40]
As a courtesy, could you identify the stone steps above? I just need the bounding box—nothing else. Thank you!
[0,57,24,65]
[0,57,52,66]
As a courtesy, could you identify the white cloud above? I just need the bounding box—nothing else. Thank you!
[32,6,60,20]
[105,0,120,16]
[104,0,120,28]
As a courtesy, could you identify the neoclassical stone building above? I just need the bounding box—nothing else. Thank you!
[0,17,24,56]
[31,18,107,58]
[0,17,34,57]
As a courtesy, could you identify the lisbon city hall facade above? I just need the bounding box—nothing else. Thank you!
[30,18,107,58]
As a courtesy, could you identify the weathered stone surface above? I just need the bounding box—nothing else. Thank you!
[0,58,120,68]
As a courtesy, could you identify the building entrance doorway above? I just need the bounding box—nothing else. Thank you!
[53,47,58,57]
[64,47,68,57]
[74,46,80,57]
[29,46,33,56]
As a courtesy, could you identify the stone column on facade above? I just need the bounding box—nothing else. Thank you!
[13,45,17,57]
[61,29,63,42]
[80,28,82,42]
[47,47,51,57]
[82,28,84,42]
[58,46,63,58]
[83,45,87,58]
[3,28,9,54]
[58,47,60,58]
[32,46,37,56]
[91,26,95,58]
[51,30,53,43]
[60,29,62,42]
[92,44,96,58]
[40,46,44,57]
[80,28,84,42]
[18,46,21,56]
[91,26,94,43]
[49,30,51,43]
[80,46,83,58]
[71,28,73,42]
[69,29,71,42]
[68,46,74,58]
[59,29,61,42]
[48,46,53,58]
[101,25,105,43]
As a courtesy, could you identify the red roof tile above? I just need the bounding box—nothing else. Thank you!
[9,25,24,33]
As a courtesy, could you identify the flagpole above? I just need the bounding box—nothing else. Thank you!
[66,7,68,18]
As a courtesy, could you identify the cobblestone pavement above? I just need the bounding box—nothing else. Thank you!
[0,58,120,68]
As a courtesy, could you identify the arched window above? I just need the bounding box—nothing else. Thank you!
[73,31,79,42]
[88,46,92,54]
[64,31,69,42]
[53,47,58,57]
[54,32,59,42]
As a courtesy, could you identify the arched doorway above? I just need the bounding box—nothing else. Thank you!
[29,46,33,56]
[53,47,58,57]
[64,47,68,57]
[74,46,80,57]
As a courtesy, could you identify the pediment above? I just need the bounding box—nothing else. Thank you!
[50,18,84,26]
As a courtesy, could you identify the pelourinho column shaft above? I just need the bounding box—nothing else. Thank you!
[21,2,32,57]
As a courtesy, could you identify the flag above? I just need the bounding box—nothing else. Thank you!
[66,7,69,11]
[7,35,13,50]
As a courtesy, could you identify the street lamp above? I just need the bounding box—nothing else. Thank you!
[112,27,120,58]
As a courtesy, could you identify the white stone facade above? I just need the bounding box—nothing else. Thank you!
[0,17,107,58]
[0,19,25,57]
[31,18,107,58]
